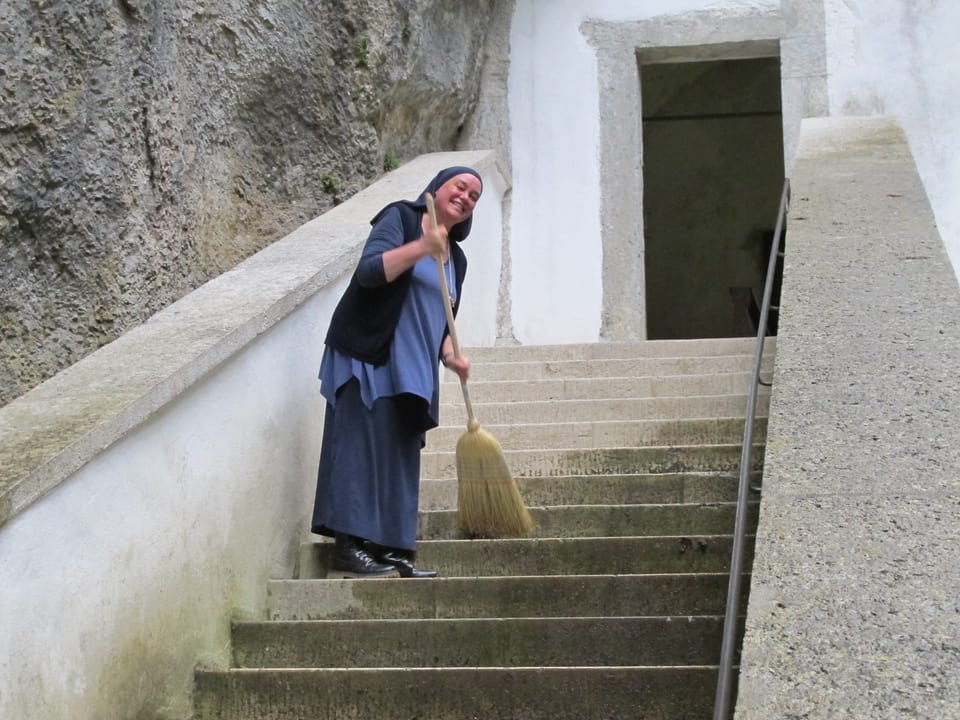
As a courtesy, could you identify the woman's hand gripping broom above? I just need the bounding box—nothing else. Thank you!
[425,193,533,537]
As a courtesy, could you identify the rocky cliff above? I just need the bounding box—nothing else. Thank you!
[0,0,496,405]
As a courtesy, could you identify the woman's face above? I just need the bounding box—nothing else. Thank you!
[435,173,483,225]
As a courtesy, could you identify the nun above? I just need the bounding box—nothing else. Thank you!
[310,166,483,578]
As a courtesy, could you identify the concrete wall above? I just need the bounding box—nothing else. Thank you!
[0,151,508,720]
[735,116,960,719]
[823,0,960,279]
[0,295,333,719]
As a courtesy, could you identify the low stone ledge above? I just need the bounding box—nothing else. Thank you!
[0,150,504,528]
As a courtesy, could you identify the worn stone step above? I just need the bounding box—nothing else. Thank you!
[439,393,768,424]
[419,471,761,511]
[421,443,765,479]
[442,354,774,383]
[418,502,758,540]
[194,665,722,720]
[461,336,772,362]
[194,336,769,720]
[297,534,753,579]
[267,572,746,621]
[430,416,766,450]
[440,372,772,402]
[231,615,727,668]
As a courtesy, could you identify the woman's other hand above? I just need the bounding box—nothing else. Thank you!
[443,353,470,382]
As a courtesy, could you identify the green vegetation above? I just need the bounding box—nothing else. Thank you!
[321,172,343,195]
[353,38,369,69]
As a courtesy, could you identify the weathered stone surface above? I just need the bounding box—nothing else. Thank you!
[736,117,960,720]
[0,0,494,405]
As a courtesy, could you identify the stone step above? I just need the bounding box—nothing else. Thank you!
[460,336,772,361]
[442,354,774,383]
[297,534,754,579]
[418,502,758,540]
[194,665,722,720]
[193,337,769,720]
[267,572,747,621]
[429,416,766,450]
[418,471,761,511]
[421,443,765,479]
[438,392,768,424]
[230,615,729,668]
[440,372,771,402]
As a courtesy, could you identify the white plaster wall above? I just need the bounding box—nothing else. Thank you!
[0,286,337,720]
[456,164,508,347]
[824,0,960,278]
[508,0,782,345]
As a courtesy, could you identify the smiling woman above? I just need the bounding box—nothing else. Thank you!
[309,166,484,579]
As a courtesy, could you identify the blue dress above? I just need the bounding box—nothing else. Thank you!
[310,210,457,550]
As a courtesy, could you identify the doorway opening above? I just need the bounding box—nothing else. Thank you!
[640,56,785,339]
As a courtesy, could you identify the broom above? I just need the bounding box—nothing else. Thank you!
[425,192,533,538]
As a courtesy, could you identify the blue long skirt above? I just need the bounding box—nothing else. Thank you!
[310,378,424,551]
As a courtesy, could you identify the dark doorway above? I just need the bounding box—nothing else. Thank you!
[641,56,784,339]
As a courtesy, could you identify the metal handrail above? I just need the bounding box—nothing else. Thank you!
[712,178,791,720]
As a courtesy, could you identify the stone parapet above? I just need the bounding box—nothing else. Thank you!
[735,117,960,718]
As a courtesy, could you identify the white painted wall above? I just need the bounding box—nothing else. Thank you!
[508,0,782,345]
[0,289,335,719]
[506,0,959,344]
[456,162,507,347]
[823,0,960,279]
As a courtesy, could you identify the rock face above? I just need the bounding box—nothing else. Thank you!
[0,0,495,406]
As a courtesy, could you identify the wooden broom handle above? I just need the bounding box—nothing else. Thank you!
[425,192,478,427]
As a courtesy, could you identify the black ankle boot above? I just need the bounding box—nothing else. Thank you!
[373,546,438,579]
[330,534,399,578]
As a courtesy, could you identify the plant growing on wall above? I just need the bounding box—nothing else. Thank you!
[353,38,369,68]
[321,172,343,195]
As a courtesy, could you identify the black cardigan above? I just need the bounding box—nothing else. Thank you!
[324,202,467,366]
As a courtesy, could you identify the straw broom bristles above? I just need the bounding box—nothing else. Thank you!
[425,192,533,538]
[456,419,534,537]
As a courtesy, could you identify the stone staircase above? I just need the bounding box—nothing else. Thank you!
[193,337,771,719]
